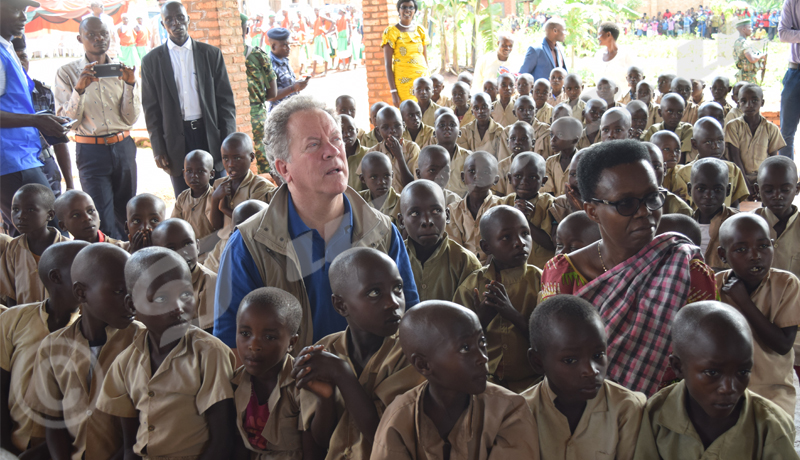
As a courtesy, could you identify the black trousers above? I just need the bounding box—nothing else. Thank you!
[170,119,226,197]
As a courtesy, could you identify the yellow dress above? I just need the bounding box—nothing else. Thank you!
[381,24,430,102]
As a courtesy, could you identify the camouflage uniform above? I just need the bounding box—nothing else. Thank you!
[734,36,760,84]
[245,45,277,173]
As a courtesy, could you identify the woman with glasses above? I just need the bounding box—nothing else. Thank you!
[540,139,717,397]
[381,0,430,107]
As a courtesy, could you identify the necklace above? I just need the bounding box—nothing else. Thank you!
[597,243,608,272]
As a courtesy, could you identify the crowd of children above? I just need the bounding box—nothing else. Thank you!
[1,61,800,460]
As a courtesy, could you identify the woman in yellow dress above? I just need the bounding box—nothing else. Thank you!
[382,0,430,107]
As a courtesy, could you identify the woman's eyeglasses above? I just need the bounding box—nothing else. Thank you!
[590,191,666,216]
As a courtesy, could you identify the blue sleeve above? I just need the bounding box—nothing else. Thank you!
[387,224,420,309]
[519,46,537,75]
[213,230,264,348]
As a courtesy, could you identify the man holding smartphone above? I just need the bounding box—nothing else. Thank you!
[54,16,141,240]
[267,27,309,111]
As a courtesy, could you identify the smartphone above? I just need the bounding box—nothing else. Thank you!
[93,63,123,78]
[61,119,77,129]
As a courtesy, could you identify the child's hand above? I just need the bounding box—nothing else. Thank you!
[472,288,496,329]
[211,182,227,201]
[565,184,583,211]
[385,136,403,160]
[217,182,233,211]
[128,229,151,254]
[483,281,517,322]
[721,275,750,306]
[292,345,347,398]
[513,199,535,220]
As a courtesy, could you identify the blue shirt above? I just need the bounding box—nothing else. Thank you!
[213,193,420,348]
[269,51,296,110]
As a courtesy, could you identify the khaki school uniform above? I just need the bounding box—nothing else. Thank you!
[457,119,506,160]
[95,326,236,459]
[492,99,517,127]
[421,101,442,128]
[576,127,600,150]
[172,187,216,240]
[24,320,144,460]
[207,170,276,238]
[347,141,370,192]
[0,301,80,452]
[632,381,796,460]
[663,191,692,216]
[359,129,381,150]
[0,231,69,304]
[552,91,569,106]
[549,195,576,224]
[192,262,217,330]
[674,159,749,207]
[725,115,786,179]
[441,144,471,197]
[367,140,421,193]
[203,235,227,273]
[569,99,586,124]
[457,108,476,127]
[444,189,462,207]
[232,356,302,460]
[359,188,402,227]
[724,106,743,125]
[298,330,425,460]
[754,206,800,278]
[434,94,452,108]
[694,205,738,270]
[681,100,699,125]
[655,93,664,105]
[646,103,663,131]
[541,152,572,197]
[371,381,540,460]
[532,125,554,160]
[446,193,503,263]
[453,261,543,393]
[404,124,436,149]
[492,155,515,196]
[716,269,800,416]
[534,103,553,124]
[405,234,481,302]
[522,378,646,460]
[500,193,555,269]
[642,122,693,158]
[662,166,684,199]
[619,91,634,105]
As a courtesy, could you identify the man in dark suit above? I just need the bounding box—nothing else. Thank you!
[141,0,236,197]
[519,18,568,81]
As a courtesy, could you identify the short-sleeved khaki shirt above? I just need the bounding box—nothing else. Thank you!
[446,194,503,264]
[207,169,276,239]
[500,193,555,269]
[492,99,517,128]
[642,122,693,156]
[192,262,217,330]
[457,119,507,160]
[171,187,216,240]
[675,159,750,207]
[0,232,70,304]
[405,234,481,302]
[404,124,436,149]
[541,152,570,197]
[367,140,421,193]
[725,115,786,177]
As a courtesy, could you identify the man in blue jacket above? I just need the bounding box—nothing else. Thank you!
[519,18,567,80]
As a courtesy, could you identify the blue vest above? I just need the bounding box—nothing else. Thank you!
[0,43,42,175]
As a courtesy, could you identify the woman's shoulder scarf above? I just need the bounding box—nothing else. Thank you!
[576,233,708,396]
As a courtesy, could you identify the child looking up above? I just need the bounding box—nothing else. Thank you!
[0,241,87,457]
[635,81,663,130]
[208,133,275,236]
[412,77,440,127]
[457,92,505,159]
[516,73,533,97]
[716,214,800,416]
[0,184,67,306]
[596,77,620,108]
[360,102,388,149]
[621,66,644,105]
[626,100,649,139]
[689,158,738,270]
[492,73,517,127]
[231,288,306,459]
[370,106,420,192]
[446,151,502,263]
[416,145,462,206]
[633,301,796,459]
[710,76,733,116]
[555,211,601,255]
[642,93,693,163]
[655,73,675,104]
[359,152,401,226]
[399,180,481,302]
[125,193,167,254]
[599,108,633,142]
[563,73,586,123]
[525,295,646,460]
[371,301,539,459]
[532,78,553,124]
[172,150,217,240]
[724,81,747,125]
[294,247,424,460]
[55,189,124,246]
[502,153,555,268]
[450,82,475,127]
[25,244,140,460]
[671,77,698,125]
[96,247,236,460]
[642,142,692,216]
[542,117,582,197]
[152,218,218,332]
[342,114,370,192]
[453,205,543,392]
[494,121,534,195]
[430,73,451,108]
[753,156,800,279]
[577,98,607,149]
[725,84,786,194]
[400,100,435,148]
[483,79,498,103]
[549,68,568,105]
[691,78,706,105]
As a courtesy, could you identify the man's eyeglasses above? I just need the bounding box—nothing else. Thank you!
[590,191,665,216]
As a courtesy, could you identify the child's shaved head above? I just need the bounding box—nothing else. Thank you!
[126,193,166,217]
[370,101,389,117]
[376,105,402,125]
[697,102,725,126]
[232,199,268,227]
[124,246,190,293]
[185,149,214,170]
[651,130,681,148]
[691,157,728,184]
[15,183,55,210]
[361,151,392,172]
[400,178,445,211]
[550,116,583,141]
[399,300,480,358]
[478,204,525,240]
[625,100,647,117]
[657,214,702,246]
[238,287,303,335]
[555,211,601,255]
[739,83,763,100]
[54,189,93,223]
[671,301,752,361]
[529,295,603,353]
[417,145,451,187]
[758,155,799,183]
[329,247,396,296]
[38,240,90,286]
[660,93,685,109]
[600,108,632,135]
[72,243,129,286]
[718,213,771,249]
[221,132,254,154]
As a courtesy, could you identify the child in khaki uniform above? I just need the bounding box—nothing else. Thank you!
[635,82,663,131]
[231,288,305,459]
[96,247,236,459]
[642,94,693,163]
[371,301,540,459]
[524,295,646,460]
[204,200,267,273]
[549,68,569,106]
[492,74,517,127]
[416,146,463,207]
[651,130,685,199]
[430,74,451,108]
[710,76,733,117]
[671,77,699,125]
[619,66,644,105]
[358,152,402,227]
[400,100,435,148]
[633,301,797,459]
[172,150,217,240]
[399,180,481,302]
[724,82,747,125]
[576,99,606,150]
[542,117,582,197]
[642,142,692,216]
[457,93,506,160]
[124,193,167,254]
[152,219,217,332]
[0,241,86,457]
[494,122,534,196]
[548,150,586,226]
[453,206,543,393]
[24,244,142,460]
[359,102,388,149]
[55,190,125,247]
[626,101,649,140]
[598,108,633,142]
[451,82,476,127]
[716,214,800,416]
[554,212,601,255]
[412,77,442,128]
[0,184,68,305]
[689,158,739,271]
[293,248,424,460]
[563,74,585,124]
[342,114,370,192]
[432,113,471,197]
[446,151,503,263]
[368,106,420,193]
[208,133,276,238]
[501,153,555,268]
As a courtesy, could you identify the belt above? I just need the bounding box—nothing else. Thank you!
[790,62,800,70]
[74,131,130,145]
[184,119,204,130]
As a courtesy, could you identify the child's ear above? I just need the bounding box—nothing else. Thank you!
[461,171,466,184]
[657,107,662,118]
[541,176,548,186]
[48,268,62,285]
[479,238,490,256]
[493,174,499,186]
[331,294,347,317]
[753,183,760,197]
[507,172,512,183]
[73,281,87,303]
[249,152,255,162]
[717,246,727,264]
[415,168,420,179]
[794,182,800,195]
[47,209,55,222]
[410,353,431,376]
[359,174,365,186]
[209,169,215,179]
[669,354,684,379]
[288,334,299,353]
[726,183,731,197]
[124,294,136,314]
[690,139,698,150]
[527,347,544,375]
[397,212,404,229]
[445,207,451,223]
